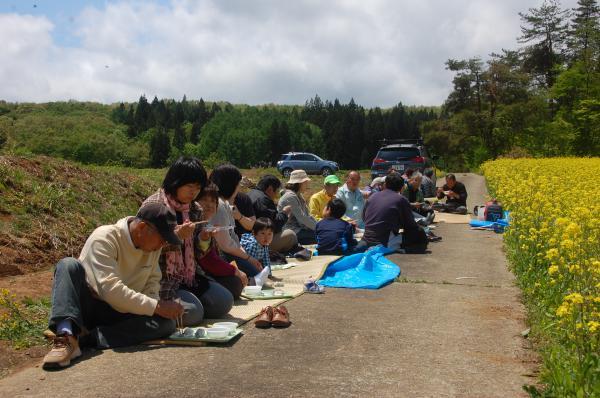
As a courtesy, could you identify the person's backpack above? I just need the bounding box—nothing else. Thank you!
[484,200,503,222]
[402,226,428,254]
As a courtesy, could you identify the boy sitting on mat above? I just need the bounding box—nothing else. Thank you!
[240,217,274,287]
[315,198,361,256]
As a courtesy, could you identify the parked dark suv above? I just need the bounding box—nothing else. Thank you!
[371,139,435,180]
[277,152,339,178]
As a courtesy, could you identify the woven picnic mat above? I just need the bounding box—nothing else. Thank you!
[433,211,472,224]
[145,255,339,345]
[202,254,340,326]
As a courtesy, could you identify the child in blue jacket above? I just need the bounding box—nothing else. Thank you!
[315,198,361,255]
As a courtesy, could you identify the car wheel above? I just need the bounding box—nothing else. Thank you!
[321,167,333,176]
[282,168,293,178]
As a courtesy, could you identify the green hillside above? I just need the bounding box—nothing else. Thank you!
[0,154,164,277]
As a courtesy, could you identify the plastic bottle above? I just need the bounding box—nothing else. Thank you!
[341,236,348,252]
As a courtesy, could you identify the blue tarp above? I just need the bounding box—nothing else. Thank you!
[318,245,400,289]
[469,211,510,231]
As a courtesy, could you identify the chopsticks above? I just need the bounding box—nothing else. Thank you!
[175,298,184,335]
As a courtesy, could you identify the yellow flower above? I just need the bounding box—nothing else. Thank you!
[564,223,581,236]
[588,321,600,333]
[548,265,559,275]
[560,239,574,250]
[556,303,570,317]
[546,248,559,260]
[568,264,581,274]
[564,293,584,304]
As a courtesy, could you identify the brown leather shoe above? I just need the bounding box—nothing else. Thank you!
[271,305,291,328]
[42,334,81,369]
[254,306,274,328]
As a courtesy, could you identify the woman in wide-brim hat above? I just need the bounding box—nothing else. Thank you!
[277,170,317,245]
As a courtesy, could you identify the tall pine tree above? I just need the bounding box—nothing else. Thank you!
[149,127,171,167]
[518,0,570,88]
[173,124,186,151]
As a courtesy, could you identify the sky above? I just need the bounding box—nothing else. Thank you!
[0,0,578,107]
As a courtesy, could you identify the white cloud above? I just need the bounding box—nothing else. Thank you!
[0,0,579,106]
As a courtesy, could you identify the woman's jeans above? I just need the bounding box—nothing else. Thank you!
[177,277,234,323]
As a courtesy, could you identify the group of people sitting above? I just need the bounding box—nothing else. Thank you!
[41,156,467,370]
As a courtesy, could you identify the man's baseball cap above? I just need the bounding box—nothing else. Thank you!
[136,202,181,245]
[324,175,341,185]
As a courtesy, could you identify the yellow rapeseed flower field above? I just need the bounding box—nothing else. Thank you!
[482,158,600,396]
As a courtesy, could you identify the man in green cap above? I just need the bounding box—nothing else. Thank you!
[309,174,342,221]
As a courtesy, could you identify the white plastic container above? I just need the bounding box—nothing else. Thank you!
[206,326,229,339]
[212,322,238,335]
[243,286,262,295]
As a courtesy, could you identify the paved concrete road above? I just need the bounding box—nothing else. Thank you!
[0,174,537,397]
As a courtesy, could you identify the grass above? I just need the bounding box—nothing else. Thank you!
[0,289,50,349]
[0,155,167,275]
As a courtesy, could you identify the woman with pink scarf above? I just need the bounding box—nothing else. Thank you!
[141,157,233,326]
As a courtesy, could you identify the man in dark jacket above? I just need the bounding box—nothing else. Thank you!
[358,173,426,253]
[435,174,468,214]
[247,175,296,253]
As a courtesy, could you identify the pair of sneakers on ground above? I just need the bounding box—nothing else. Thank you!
[254,305,291,328]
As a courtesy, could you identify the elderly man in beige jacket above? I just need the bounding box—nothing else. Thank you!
[43,203,184,370]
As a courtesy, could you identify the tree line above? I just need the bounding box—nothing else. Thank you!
[424,0,600,170]
[109,95,437,169]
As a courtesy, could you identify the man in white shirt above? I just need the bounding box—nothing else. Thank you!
[43,203,184,370]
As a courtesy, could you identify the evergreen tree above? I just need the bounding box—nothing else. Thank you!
[364,107,385,165]
[173,124,186,151]
[111,102,128,124]
[125,106,136,138]
[181,95,191,122]
[190,119,202,145]
[190,99,208,145]
[567,0,600,64]
[153,99,169,128]
[518,0,570,88]
[174,102,185,127]
[149,127,171,168]
[267,120,280,163]
[134,95,153,133]
[210,102,221,117]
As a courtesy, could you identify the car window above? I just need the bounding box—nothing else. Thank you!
[305,155,318,161]
[290,154,302,160]
[280,154,290,160]
[295,154,312,161]
[377,147,420,160]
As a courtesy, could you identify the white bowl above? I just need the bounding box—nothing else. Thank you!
[244,286,262,295]
[206,326,229,339]
[212,322,238,334]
